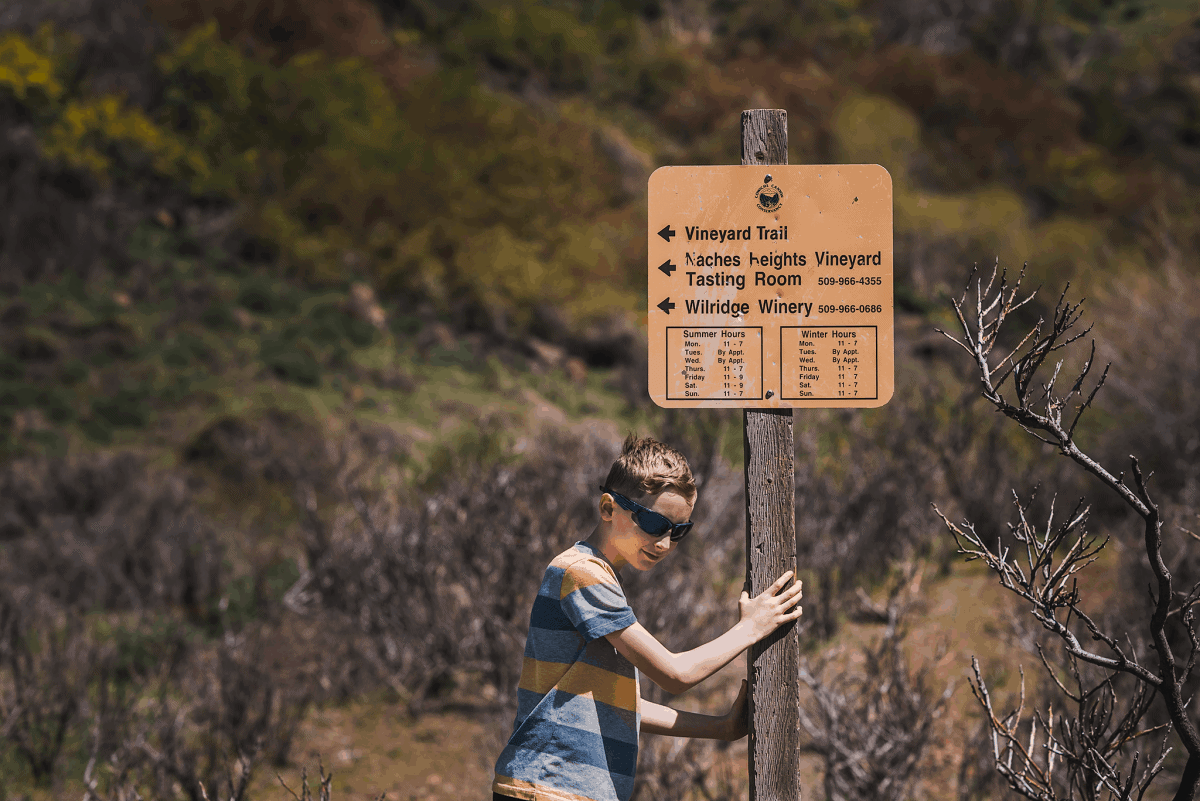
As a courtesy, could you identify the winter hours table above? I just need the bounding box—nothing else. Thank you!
[666,327,764,401]
[780,326,877,401]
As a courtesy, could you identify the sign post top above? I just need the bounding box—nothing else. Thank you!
[647,164,895,409]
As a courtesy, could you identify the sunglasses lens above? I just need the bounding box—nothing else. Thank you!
[671,523,693,542]
[634,510,672,537]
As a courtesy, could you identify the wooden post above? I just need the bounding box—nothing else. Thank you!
[742,109,801,801]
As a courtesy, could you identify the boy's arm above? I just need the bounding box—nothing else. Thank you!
[606,570,802,696]
[640,680,749,741]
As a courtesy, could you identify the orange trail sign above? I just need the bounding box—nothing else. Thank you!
[648,164,894,408]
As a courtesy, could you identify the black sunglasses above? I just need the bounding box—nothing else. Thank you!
[600,486,694,542]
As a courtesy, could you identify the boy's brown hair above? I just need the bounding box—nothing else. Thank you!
[603,433,696,504]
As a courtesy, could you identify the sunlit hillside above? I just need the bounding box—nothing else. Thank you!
[0,0,1198,798]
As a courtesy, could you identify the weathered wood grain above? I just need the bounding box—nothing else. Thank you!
[741,107,801,801]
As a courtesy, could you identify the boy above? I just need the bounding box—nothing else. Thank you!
[492,434,804,801]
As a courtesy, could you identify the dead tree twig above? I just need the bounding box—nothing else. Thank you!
[933,260,1200,801]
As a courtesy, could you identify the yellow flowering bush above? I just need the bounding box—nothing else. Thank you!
[1,23,200,191]
[39,94,198,187]
[3,13,635,330]
[0,24,66,109]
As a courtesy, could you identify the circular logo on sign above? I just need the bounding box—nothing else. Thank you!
[756,182,783,212]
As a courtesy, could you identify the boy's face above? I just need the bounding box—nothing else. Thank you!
[600,488,695,572]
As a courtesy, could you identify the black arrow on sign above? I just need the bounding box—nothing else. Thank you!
[657,297,675,314]
[658,259,677,277]
[657,225,676,242]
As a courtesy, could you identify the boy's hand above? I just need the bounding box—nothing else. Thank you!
[738,570,803,643]
[723,679,749,741]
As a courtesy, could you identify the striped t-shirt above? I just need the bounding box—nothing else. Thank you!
[492,540,640,801]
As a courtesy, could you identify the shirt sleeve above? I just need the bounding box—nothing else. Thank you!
[559,558,637,642]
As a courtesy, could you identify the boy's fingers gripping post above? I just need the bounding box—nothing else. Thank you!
[770,570,794,592]
[740,570,804,641]
[783,577,803,612]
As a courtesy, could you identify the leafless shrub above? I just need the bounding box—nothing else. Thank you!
[0,588,98,781]
[933,260,1200,799]
[632,735,742,801]
[80,644,166,801]
[0,452,225,619]
[789,390,973,639]
[797,581,954,801]
[67,612,315,801]
[95,624,308,801]
[0,582,307,800]
[182,410,341,489]
[277,762,334,801]
[849,557,926,625]
[273,760,386,801]
[285,420,621,712]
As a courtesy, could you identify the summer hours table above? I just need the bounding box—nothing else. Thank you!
[666,327,764,400]
[780,326,877,400]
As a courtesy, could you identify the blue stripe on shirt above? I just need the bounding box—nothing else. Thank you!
[515,688,639,745]
[501,715,639,777]
[529,593,578,632]
[525,626,586,663]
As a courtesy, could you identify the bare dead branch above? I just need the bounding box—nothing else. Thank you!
[936,261,1200,800]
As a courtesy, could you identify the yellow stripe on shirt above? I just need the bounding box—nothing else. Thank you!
[557,559,618,597]
[493,774,613,801]
[518,656,637,711]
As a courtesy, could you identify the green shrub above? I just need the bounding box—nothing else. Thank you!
[156,371,197,404]
[39,385,75,424]
[0,24,194,188]
[448,2,604,92]
[342,314,377,349]
[153,21,431,284]
[58,358,88,385]
[14,325,64,361]
[716,0,874,57]
[390,313,422,336]
[0,380,38,410]
[101,616,189,686]
[305,301,352,348]
[39,92,195,189]
[0,353,24,380]
[200,299,237,331]
[21,428,67,457]
[259,338,322,386]
[91,385,152,429]
[830,93,921,182]
[236,275,299,316]
[80,414,113,443]
[161,331,213,368]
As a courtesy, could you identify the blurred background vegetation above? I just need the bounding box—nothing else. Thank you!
[0,0,1197,798]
